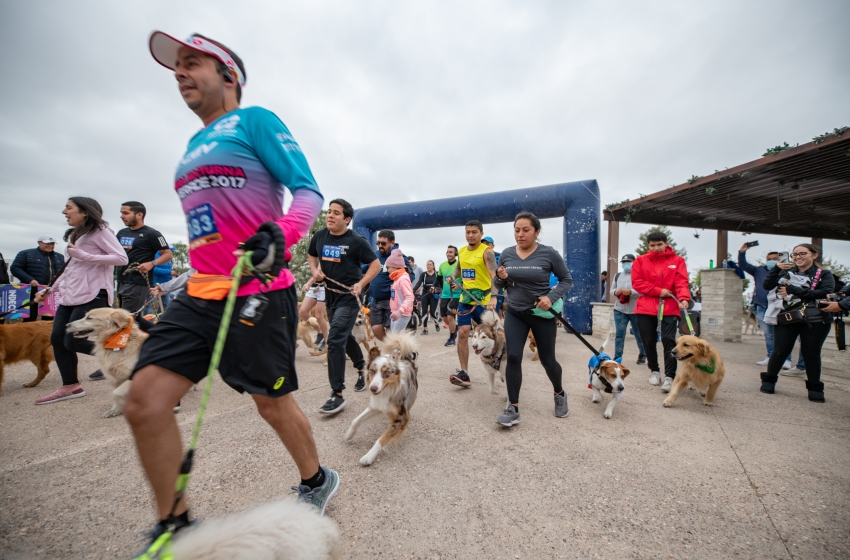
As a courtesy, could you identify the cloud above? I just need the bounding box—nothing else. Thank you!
[1,0,849,278]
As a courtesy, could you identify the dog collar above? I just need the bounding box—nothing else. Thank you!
[696,359,716,374]
[589,368,614,393]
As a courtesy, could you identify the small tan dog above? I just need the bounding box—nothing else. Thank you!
[66,308,147,417]
[0,321,55,395]
[664,335,726,408]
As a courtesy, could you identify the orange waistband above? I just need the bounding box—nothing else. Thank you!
[186,273,233,301]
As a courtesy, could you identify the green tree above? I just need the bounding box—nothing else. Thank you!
[635,226,687,260]
[822,256,849,282]
[171,241,190,275]
[289,210,327,294]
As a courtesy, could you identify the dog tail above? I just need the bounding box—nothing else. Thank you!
[479,309,500,328]
[381,330,419,361]
[599,331,612,354]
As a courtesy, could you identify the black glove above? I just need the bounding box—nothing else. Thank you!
[241,231,274,270]
[239,222,286,276]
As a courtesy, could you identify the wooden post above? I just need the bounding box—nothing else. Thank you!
[606,220,619,302]
[716,229,728,266]
[812,237,823,253]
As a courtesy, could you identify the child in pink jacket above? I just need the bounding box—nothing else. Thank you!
[386,249,414,333]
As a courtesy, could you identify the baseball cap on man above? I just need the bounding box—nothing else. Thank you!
[149,31,246,87]
[620,254,636,262]
[482,236,495,244]
[38,236,56,243]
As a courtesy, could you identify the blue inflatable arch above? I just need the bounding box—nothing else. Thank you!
[352,181,600,334]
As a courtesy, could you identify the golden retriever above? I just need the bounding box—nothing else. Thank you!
[0,321,55,395]
[664,335,726,408]
[65,308,148,417]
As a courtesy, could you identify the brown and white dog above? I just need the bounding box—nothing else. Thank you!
[344,331,418,465]
[66,308,148,418]
[588,336,630,419]
[664,335,726,408]
[0,321,55,395]
[352,307,375,355]
[742,307,759,335]
[470,320,507,396]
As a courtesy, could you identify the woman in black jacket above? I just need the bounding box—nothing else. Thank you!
[761,243,834,402]
[414,260,441,334]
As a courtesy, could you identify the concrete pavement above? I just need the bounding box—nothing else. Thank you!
[1,327,848,559]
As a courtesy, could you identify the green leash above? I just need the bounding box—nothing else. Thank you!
[135,253,252,560]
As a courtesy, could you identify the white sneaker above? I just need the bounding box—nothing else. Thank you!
[661,377,673,393]
[782,360,792,370]
[756,358,770,366]
[648,371,661,385]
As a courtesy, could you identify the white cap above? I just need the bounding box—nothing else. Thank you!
[38,236,56,243]
[149,31,246,87]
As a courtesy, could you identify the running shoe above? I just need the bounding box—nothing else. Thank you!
[318,392,346,415]
[636,354,647,365]
[89,370,105,380]
[444,337,456,347]
[781,359,792,370]
[35,384,85,405]
[554,392,569,418]
[780,369,805,378]
[135,514,195,558]
[648,371,661,386]
[291,466,340,516]
[317,340,327,352]
[450,370,471,387]
[756,357,770,366]
[435,321,440,333]
[421,329,429,335]
[496,406,520,427]
[354,371,366,392]
[661,377,673,393]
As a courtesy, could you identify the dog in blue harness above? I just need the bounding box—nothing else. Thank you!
[588,349,631,419]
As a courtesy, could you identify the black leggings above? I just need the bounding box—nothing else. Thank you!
[504,308,563,405]
[51,290,110,385]
[419,293,439,327]
[765,320,831,391]
[636,314,679,378]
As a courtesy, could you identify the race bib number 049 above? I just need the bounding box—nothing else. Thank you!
[186,203,222,249]
[462,268,476,280]
[322,245,342,262]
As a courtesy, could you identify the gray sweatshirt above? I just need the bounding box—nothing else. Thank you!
[609,269,640,314]
[493,244,573,313]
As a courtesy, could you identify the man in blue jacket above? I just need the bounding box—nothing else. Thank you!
[366,229,412,341]
[738,244,802,371]
[11,236,65,322]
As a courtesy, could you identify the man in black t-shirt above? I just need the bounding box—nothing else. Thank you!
[308,198,380,416]
[116,201,172,314]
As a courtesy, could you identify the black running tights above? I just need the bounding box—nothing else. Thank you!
[765,320,831,390]
[419,293,439,327]
[51,290,109,386]
[504,308,562,405]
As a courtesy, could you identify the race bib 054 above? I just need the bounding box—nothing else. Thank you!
[462,268,476,280]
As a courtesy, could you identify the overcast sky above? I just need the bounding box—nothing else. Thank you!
[2,0,849,283]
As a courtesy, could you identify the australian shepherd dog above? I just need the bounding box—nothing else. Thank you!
[344,331,418,465]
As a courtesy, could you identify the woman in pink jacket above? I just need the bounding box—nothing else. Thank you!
[386,249,414,333]
[34,197,128,405]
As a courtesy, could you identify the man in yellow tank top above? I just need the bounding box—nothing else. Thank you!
[448,220,498,388]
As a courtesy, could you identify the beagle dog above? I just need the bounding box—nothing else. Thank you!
[588,352,630,419]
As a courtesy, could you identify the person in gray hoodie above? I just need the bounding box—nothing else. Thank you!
[610,254,647,364]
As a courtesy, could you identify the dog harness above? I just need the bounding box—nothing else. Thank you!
[588,352,618,393]
[484,344,506,372]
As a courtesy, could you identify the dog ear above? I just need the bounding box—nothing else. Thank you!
[619,365,631,378]
[110,309,132,329]
[368,346,381,361]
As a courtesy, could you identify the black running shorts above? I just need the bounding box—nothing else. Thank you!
[440,297,459,318]
[133,287,298,398]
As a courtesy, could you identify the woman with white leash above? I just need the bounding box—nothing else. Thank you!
[33,197,128,405]
[492,212,573,427]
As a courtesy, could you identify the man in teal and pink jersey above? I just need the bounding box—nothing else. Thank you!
[125,32,339,544]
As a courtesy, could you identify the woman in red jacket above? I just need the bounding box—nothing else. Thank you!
[630,231,690,392]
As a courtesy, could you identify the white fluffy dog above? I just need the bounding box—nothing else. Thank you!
[170,499,341,560]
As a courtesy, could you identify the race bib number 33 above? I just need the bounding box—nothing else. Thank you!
[186,203,222,249]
